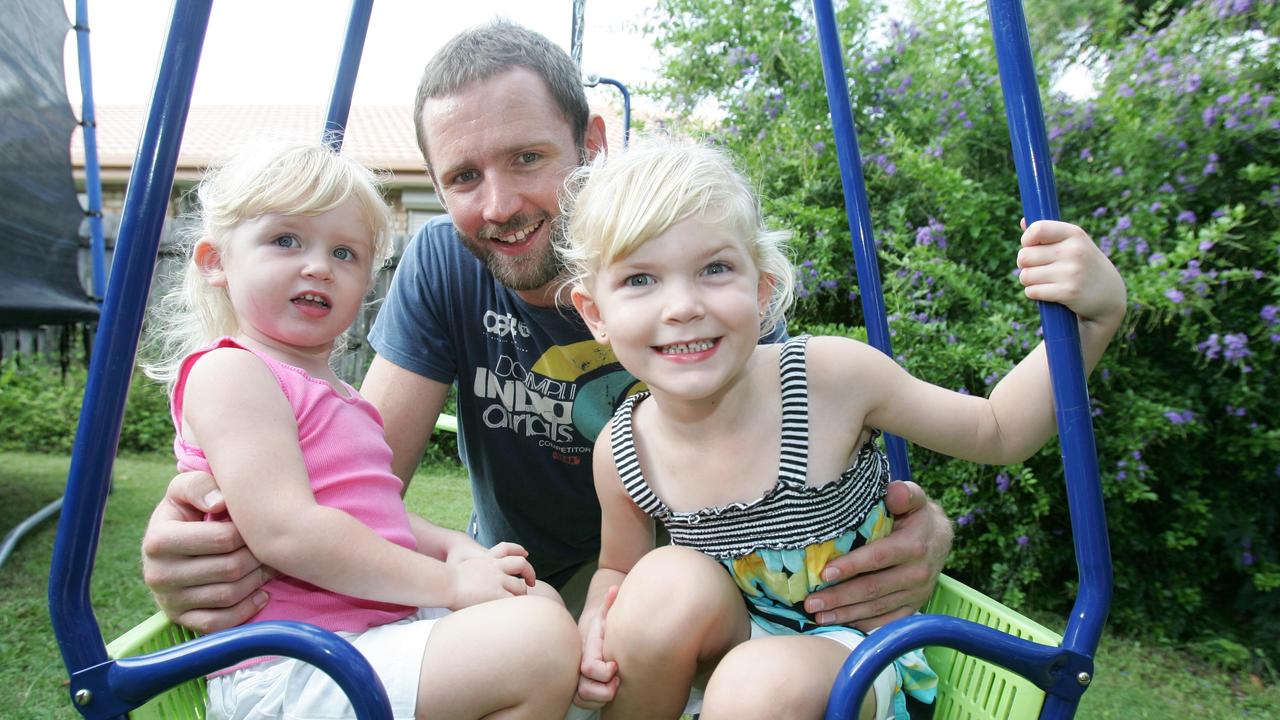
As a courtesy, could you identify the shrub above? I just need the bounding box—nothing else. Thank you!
[0,352,173,455]
[645,0,1279,656]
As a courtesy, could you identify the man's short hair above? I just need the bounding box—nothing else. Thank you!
[414,20,590,170]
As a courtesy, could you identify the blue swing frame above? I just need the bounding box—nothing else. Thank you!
[47,1,1111,718]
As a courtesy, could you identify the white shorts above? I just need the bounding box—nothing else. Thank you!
[206,607,452,720]
[563,620,897,720]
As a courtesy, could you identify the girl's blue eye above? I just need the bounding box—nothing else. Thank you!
[333,247,354,261]
[703,261,731,275]
[624,274,654,288]
[274,235,299,248]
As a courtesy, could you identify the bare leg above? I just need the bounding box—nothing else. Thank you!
[601,546,750,720]
[701,635,876,720]
[416,595,580,720]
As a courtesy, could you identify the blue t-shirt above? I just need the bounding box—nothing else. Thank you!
[369,215,785,586]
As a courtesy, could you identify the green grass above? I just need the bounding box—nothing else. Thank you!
[2,450,1277,718]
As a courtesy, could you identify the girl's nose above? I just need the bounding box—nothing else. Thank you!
[302,256,333,281]
[661,283,705,324]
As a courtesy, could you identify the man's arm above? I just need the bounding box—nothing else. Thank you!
[804,481,953,631]
[361,354,451,486]
[141,470,273,633]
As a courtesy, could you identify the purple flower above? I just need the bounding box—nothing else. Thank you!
[915,217,947,248]
[1115,216,1132,232]
[995,472,1011,493]
[1243,551,1256,566]
[1222,333,1251,362]
[1093,206,1108,217]
[1149,201,1163,213]
[1197,333,1222,360]
[1177,210,1197,224]
[1117,84,1134,98]
[1261,305,1278,325]
[1164,409,1195,425]
[962,483,977,496]
[957,512,974,527]
[1165,288,1185,303]
[1016,535,1029,548]
[812,140,826,154]
[1079,148,1093,160]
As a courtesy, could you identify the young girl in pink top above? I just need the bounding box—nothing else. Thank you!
[143,141,578,720]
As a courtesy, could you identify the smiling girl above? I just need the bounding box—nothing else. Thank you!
[557,136,1126,720]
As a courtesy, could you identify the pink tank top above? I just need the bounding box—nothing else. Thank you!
[172,338,418,640]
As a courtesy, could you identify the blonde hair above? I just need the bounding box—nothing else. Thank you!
[558,135,794,336]
[142,140,393,388]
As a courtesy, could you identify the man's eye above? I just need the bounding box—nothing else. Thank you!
[453,170,479,184]
[624,274,654,288]
[274,235,300,248]
[518,152,539,165]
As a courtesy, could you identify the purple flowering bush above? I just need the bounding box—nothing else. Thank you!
[647,0,1279,655]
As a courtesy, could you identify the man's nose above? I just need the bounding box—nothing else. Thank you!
[481,172,521,225]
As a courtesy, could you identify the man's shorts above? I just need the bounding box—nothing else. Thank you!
[206,607,451,720]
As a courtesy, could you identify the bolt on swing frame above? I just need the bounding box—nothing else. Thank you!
[810,1,1113,719]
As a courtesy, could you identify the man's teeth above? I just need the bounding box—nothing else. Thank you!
[296,293,328,307]
[496,221,540,244]
[661,340,714,354]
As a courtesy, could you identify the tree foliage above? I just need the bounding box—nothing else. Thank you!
[642,0,1279,656]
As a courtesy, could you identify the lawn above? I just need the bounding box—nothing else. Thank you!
[2,450,1276,718]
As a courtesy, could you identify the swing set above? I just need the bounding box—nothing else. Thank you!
[48,1,1110,718]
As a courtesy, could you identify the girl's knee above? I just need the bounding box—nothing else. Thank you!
[702,638,857,720]
[612,546,738,620]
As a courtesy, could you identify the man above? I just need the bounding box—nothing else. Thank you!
[141,18,951,654]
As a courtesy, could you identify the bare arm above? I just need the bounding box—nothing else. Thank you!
[361,354,450,487]
[575,423,655,710]
[138,353,455,630]
[185,349,530,610]
[808,220,1123,629]
[825,221,1126,466]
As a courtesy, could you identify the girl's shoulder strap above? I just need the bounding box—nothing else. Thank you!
[609,392,668,519]
[777,334,812,484]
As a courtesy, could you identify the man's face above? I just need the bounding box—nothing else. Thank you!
[421,68,593,294]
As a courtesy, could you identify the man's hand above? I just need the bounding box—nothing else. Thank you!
[574,584,620,711]
[804,480,952,631]
[141,471,273,633]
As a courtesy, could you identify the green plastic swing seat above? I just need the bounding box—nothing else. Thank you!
[105,573,1061,720]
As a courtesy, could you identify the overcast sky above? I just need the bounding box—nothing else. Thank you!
[64,0,662,106]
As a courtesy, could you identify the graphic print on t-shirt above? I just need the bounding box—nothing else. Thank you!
[471,338,644,462]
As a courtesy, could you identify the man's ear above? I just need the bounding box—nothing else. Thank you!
[583,114,608,162]
[193,239,227,287]
[571,286,610,346]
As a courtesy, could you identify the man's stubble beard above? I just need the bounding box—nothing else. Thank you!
[457,212,567,292]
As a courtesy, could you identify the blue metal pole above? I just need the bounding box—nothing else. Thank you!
[593,77,631,147]
[987,2,1112,717]
[324,0,374,149]
[74,0,107,299]
[811,0,911,482]
[49,0,213,697]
